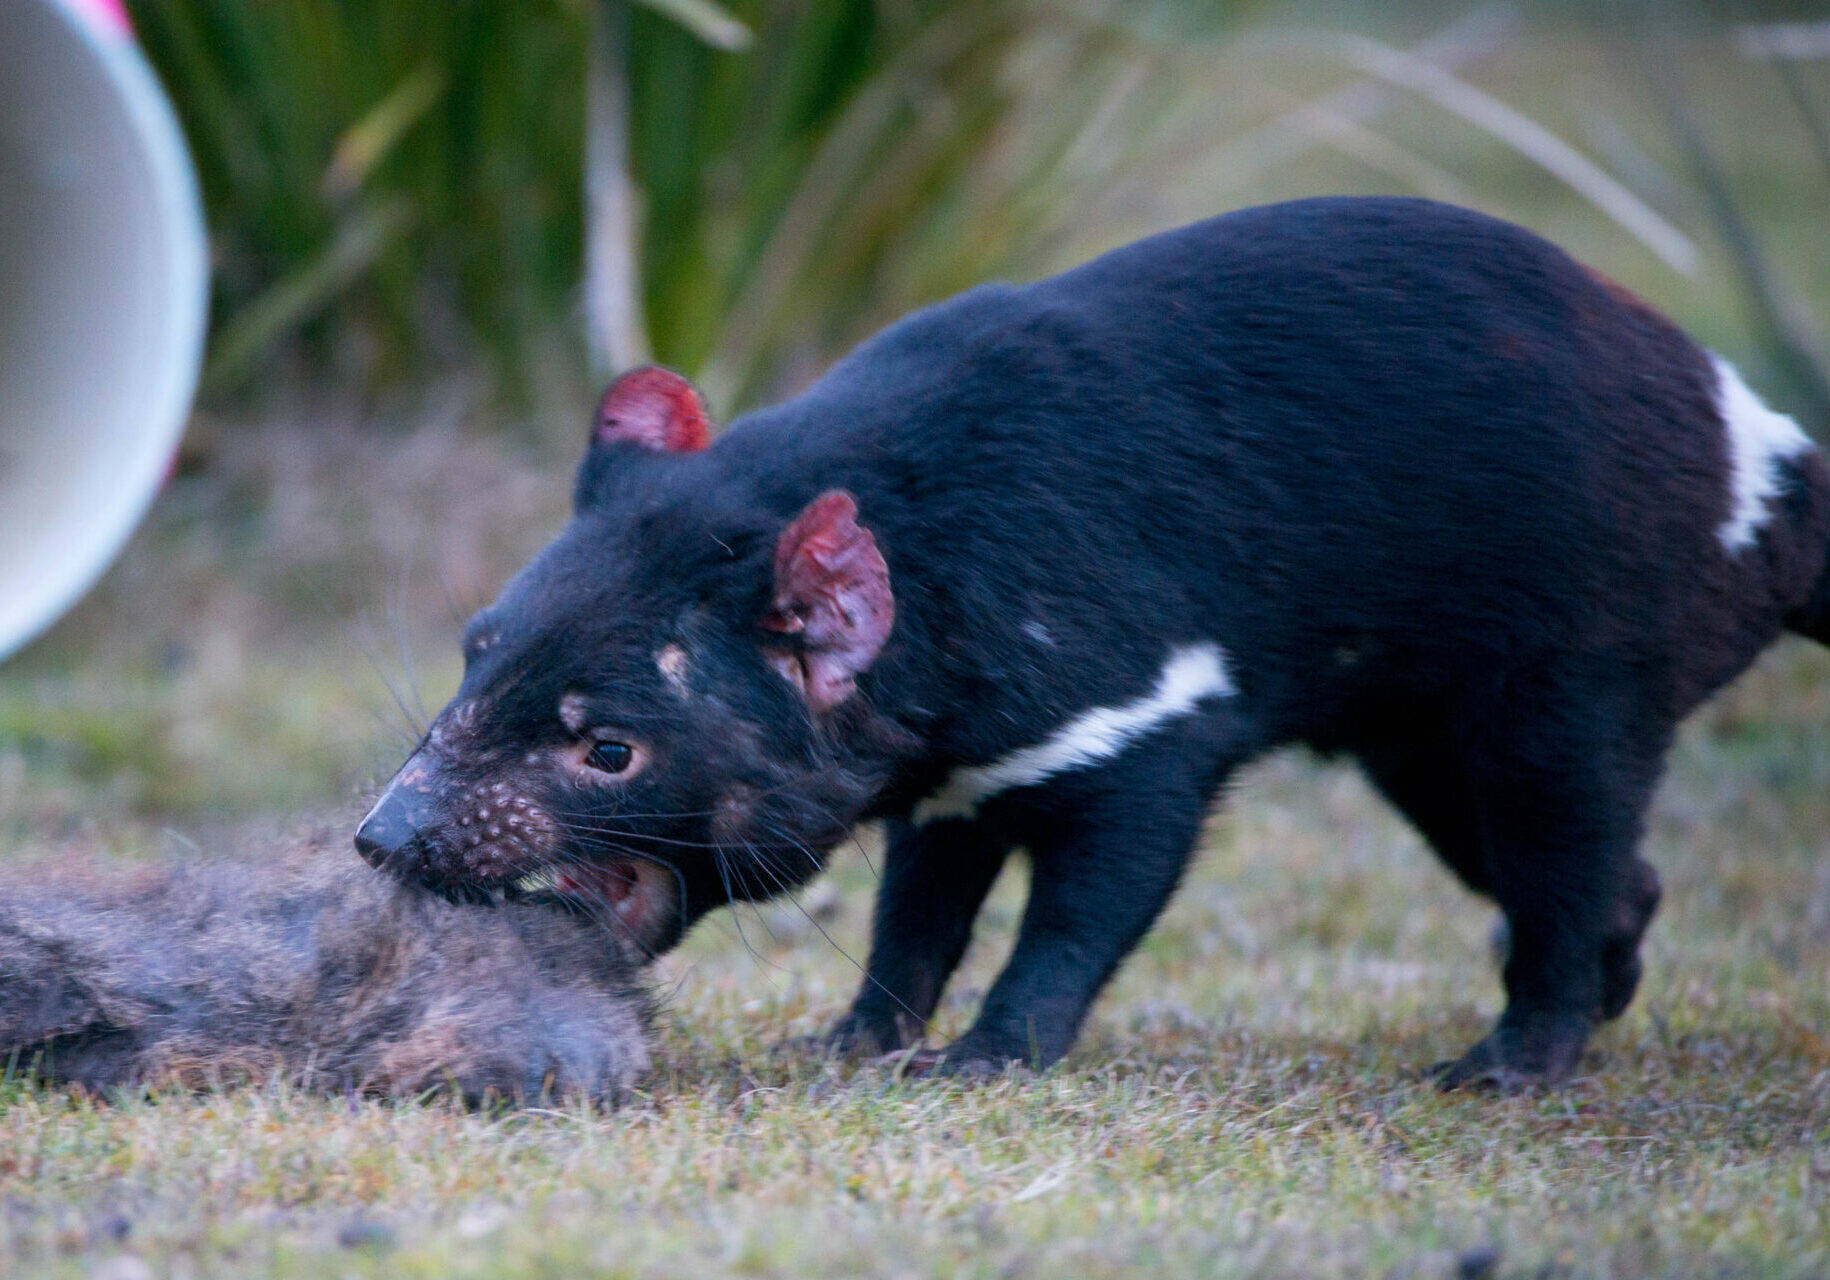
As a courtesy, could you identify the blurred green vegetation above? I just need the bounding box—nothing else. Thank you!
[129,0,1830,413]
[144,0,1406,411]
[130,0,1285,406]
[124,0,1830,421]
[126,0,605,400]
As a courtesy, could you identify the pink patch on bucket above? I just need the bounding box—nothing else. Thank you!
[60,0,132,37]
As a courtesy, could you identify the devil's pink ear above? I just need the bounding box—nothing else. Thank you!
[593,366,710,453]
[761,491,894,712]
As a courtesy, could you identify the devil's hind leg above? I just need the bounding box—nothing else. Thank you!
[1359,724,1661,1022]
[1429,669,1671,1089]
[1599,856,1661,1021]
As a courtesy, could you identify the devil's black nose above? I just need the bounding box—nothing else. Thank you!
[354,789,425,870]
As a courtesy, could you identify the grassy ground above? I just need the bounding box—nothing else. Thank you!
[4,423,1830,1277]
[1,643,1828,1278]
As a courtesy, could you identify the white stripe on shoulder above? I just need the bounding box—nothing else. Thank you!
[1712,354,1813,553]
[913,643,1235,826]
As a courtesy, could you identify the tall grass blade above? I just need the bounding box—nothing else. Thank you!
[206,202,413,392]
[322,64,448,204]
[630,0,753,52]
[1244,29,1701,276]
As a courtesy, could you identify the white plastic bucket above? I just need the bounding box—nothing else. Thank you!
[0,0,207,662]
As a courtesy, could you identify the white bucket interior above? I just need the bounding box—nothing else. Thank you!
[0,0,207,662]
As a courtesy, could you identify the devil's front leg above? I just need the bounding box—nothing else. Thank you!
[921,740,1227,1075]
[822,816,1013,1056]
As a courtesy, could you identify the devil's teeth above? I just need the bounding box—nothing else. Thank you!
[515,870,557,894]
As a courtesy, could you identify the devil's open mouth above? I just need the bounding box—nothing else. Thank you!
[513,860,637,907]
[505,856,672,943]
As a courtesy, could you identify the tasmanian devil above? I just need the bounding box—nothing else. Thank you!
[355,196,1830,1088]
[0,840,650,1101]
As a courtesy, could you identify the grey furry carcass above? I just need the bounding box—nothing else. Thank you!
[0,840,650,1102]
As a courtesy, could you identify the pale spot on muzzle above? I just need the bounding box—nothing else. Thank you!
[559,692,589,733]
[656,644,690,696]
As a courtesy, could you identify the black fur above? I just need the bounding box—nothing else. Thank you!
[360,196,1830,1087]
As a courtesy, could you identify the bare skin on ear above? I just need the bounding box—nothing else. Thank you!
[594,366,710,453]
[762,490,895,712]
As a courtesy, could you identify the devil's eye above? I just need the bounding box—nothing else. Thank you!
[586,741,635,775]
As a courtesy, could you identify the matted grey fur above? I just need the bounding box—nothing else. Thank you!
[0,841,650,1102]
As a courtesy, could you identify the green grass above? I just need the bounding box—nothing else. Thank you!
[3,642,1828,1277]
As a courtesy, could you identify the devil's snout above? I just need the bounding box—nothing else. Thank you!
[354,785,433,871]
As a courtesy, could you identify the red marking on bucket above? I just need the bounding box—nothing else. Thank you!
[59,0,131,37]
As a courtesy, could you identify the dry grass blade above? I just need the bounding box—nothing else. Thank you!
[1065,4,1516,232]
[1244,28,1701,277]
[1294,108,1478,207]
[630,0,753,52]
[1734,20,1830,62]
[1775,58,1830,188]
[586,0,651,374]
[205,201,414,392]
[697,5,1015,406]
[1664,87,1830,435]
[321,63,448,205]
